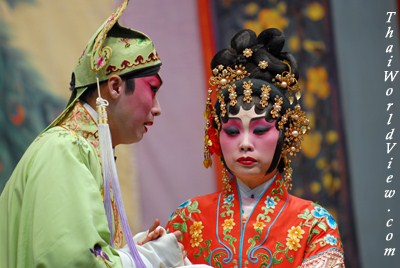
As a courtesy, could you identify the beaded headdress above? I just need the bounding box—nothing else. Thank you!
[203,29,310,190]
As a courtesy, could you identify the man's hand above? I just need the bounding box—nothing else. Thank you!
[137,218,182,246]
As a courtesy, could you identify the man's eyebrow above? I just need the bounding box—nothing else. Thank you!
[155,74,163,87]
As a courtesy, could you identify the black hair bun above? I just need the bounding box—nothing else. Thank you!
[231,29,258,52]
[210,28,299,83]
[257,28,285,56]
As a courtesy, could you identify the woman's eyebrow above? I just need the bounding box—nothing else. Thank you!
[250,116,266,122]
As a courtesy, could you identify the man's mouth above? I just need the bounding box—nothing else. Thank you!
[144,121,153,133]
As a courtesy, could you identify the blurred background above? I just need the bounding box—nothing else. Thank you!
[1,0,399,267]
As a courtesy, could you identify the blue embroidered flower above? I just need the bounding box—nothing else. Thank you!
[324,234,337,245]
[265,196,277,209]
[224,194,234,205]
[177,200,191,209]
[311,207,337,229]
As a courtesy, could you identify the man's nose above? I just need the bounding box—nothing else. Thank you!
[152,98,161,116]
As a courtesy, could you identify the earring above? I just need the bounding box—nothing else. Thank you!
[221,167,232,193]
[282,155,293,190]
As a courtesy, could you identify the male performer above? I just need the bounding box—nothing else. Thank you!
[0,1,195,267]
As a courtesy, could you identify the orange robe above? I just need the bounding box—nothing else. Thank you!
[166,174,344,267]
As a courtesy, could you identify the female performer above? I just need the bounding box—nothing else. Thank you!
[166,28,345,267]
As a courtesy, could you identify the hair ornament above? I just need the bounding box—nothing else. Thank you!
[260,84,271,108]
[273,61,300,105]
[242,81,253,103]
[228,84,238,106]
[243,48,253,58]
[277,104,310,189]
[203,95,221,168]
[218,93,227,117]
[258,60,269,69]
[210,65,248,91]
[271,96,283,118]
[283,156,293,190]
[221,167,232,193]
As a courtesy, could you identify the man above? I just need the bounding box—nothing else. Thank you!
[0,0,189,267]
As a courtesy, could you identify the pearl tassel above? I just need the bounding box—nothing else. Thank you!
[96,77,146,267]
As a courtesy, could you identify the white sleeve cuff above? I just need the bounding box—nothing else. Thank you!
[115,247,153,268]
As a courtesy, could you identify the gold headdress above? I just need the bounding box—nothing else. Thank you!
[203,58,310,190]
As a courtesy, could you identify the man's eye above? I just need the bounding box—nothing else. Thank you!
[253,126,270,135]
[150,86,158,93]
[223,127,239,136]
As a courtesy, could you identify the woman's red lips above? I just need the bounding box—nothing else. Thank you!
[237,157,256,165]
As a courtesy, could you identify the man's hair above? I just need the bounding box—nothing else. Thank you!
[79,77,136,102]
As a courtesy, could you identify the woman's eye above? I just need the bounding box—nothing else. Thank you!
[223,127,239,136]
[253,126,270,135]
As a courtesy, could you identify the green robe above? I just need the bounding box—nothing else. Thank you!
[0,102,187,268]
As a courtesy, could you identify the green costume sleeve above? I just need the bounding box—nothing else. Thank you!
[1,127,123,267]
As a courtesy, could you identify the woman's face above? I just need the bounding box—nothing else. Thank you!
[219,106,280,188]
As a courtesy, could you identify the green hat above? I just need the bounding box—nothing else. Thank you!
[48,0,161,128]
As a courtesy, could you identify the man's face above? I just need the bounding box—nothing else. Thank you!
[111,74,162,145]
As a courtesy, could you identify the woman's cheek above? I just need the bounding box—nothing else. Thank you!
[219,135,237,155]
[254,132,280,153]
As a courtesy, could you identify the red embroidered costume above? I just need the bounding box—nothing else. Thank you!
[167,174,344,267]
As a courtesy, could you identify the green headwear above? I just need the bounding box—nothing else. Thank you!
[50,0,161,127]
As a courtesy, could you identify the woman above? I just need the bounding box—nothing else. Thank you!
[166,28,345,267]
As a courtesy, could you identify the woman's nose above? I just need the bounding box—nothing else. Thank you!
[239,134,254,152]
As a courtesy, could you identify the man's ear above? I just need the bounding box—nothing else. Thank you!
[107,75,124,99]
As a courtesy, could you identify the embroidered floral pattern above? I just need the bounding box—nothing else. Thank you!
[253,221,266,232]
[58,102,100,158]
[90,244,112,268]
[221,192,237,248]
[190,221,204,235]
[190,232,204,247]
[286,226,305,251]
[288,225,305,240]
[286,236,301,251]
[265,196,277,208]
[178,200,191,209]
[224,194,234,205]
[311,206,337,229]
[324,234,337,246]
[222,218,236,231]
[190,221,204,247]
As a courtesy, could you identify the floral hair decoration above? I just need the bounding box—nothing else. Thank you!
[203,61,310,190]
